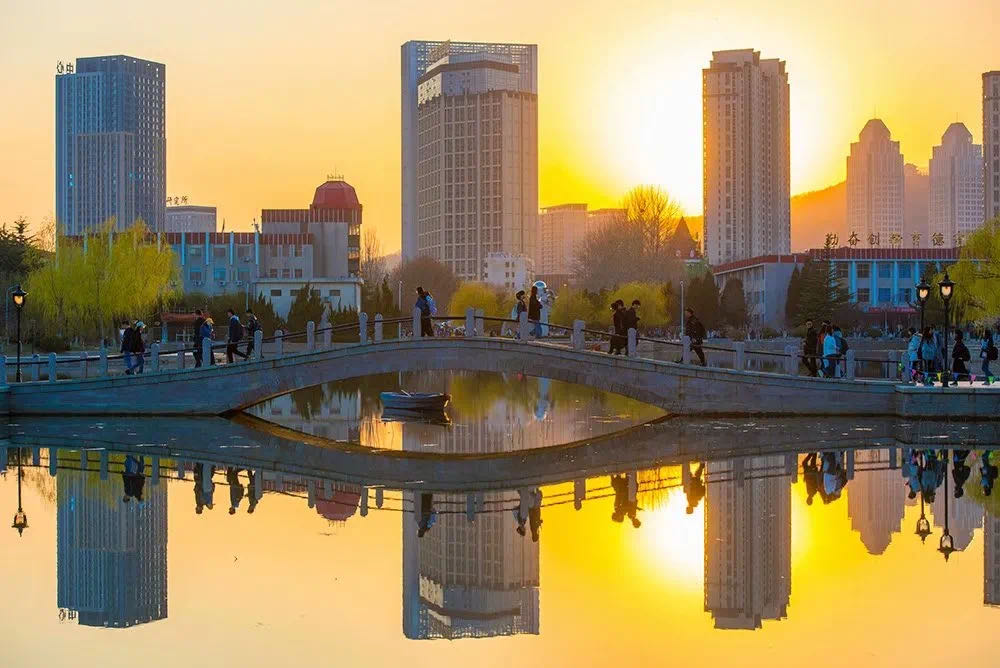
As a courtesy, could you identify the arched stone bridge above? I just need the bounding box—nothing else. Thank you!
[3,336,997,418]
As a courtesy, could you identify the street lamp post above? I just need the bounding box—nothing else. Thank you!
[916,277,930,334]
[679,280,686,338]
[938,451,956,561]
[938,272,954,388]
[11,285,27,383]
[11,448,28,536]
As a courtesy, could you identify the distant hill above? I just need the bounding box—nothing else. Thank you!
[686,165,929,253]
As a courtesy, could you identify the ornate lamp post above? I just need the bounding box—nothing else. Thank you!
[11,448,28,536]
[11,285,27,382]
[916,277,931,334]
[915,491,932,543]
[938,273,954,388]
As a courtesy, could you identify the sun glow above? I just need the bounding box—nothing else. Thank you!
[637,486,705,589]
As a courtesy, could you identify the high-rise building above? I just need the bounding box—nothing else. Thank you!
[846,449,904,555]
[929,123,984,245]
[57,468,167,627]
[56,55,166,235]
[165,204,217,233]
[931,485,982,552]
[846,119,905,243]
[402,40,538,276]
[983,72,1000,222]
[985,514,1000,607]
[538,203,587,280]
[702,49,790,266]
[704,455,791,629]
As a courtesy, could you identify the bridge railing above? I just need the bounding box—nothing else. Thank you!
[0,306,977,387]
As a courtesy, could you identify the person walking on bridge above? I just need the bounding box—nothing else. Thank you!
[803,320,818,376]
[193,309,206,367]
[624,299,641,351]
[415,287,435,338]
[513,290,527,339]
[952,331,971,380]
[609,300,626,354]
[200,317,216,366]
[981,329,997,380]
[244,309,261,359]
[125,321,146,375]
[226,308,247,363]
[528,285,543,338]
[684,307,707,366]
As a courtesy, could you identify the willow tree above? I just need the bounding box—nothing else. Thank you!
[945,217,1000,322]
[28,219,178,341]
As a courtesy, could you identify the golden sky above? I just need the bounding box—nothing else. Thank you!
[1,0,997,252]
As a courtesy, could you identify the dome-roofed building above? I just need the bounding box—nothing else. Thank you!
[311,178,361,211]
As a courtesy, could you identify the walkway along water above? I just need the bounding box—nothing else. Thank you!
[0,311,997,418]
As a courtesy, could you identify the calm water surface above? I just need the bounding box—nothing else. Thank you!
[1,371,999,667]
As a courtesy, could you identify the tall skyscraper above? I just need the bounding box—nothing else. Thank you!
[56,55,166,235]
[57,468,168,627]
[401,40,538,275]
[846,119,905,242]
[983,72,1000,222]
[704,455,791,629]
[929,123,984,244]
[702,49,790,266]
[846,449,904,555]
[538,203,587,281]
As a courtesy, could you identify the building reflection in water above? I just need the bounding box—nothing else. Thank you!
[847,449,904,555]
[986,515,1000,607]
[56,467,167,628]
[704,455,792,630]
[401,421,540,639]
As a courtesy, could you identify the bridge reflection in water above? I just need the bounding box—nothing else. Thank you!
[4,413,1000,636]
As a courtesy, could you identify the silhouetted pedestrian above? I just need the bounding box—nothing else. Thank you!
[609,300,626,354]
[244,309,261,359]
[415,287,435,337]
[121,454,146,503]
[684,307,707,366]
[684,462,706,513]
[803,320,818,376]
[417,492,436,537]
[528,285,543,338]
[227,467,245,514]
[193,309,206,367]
[226,309,247,363]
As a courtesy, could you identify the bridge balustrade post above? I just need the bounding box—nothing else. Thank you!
[176,460,186,479]
[785,345,798,375]
[627,328,637,357]
[888,447,898,470]
[49,447,58,476]
[254,330,263,360]
[178,348,186,370]
[151,343,160,373]
[360,487,369,517]
[412,308,422,338]
[375,487,384,508]
[80,351,88,378]
[203,338,213,367]
[0,447,6,473]
[466,493,476,522]
[99,450,109,480]
[99,341,108,376]
[152,457,160,486]
[359,313,369,344]
[374,314,383,342]
[31,354,40,381]
[573,320,584,350]
[0,356,7,388]
[306,321,316,351]
[321,323,331,348]
[465,308,476,337]
[48,353,57,383]
[734,342,745,371]
[681,336,692,365]
[574,479,586,510]
[886,350,898,379]
[518,312,530,342]
[475,309,485,337]
[845,349,856,380]
[846,450,855,480]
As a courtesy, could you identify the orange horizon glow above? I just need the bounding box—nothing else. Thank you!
[1,0,997,252]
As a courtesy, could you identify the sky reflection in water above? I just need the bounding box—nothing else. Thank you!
[1,371,999,667]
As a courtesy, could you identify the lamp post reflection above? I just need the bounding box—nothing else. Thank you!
[938,452,956,561]
[11,448,28,536]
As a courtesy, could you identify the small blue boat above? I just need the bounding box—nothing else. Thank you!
[380,391,451,412]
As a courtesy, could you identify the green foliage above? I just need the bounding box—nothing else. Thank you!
[720,278,748,327]
[286,281,327,334]
[447,282,509,320]
[760,326,780,339]
[32,333,71,352]
[551,289,602,326]
[788,259,857,327]
[685,272,721,330]
[604,282,672,327]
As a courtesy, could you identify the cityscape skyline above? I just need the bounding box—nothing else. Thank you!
[3,0,998,252]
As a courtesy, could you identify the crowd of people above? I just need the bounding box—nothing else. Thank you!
[905,326,996,384]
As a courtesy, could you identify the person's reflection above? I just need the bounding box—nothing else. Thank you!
[227,467,245,515]
[611,473,641,528]
[513,488,543,542]
[684,462,706,513]
[417,492,436,537]
[820,451,847,503]
[902,449,921,500]
[802,453,820,505]
[121,454,146,503]
[981,451,998,497]
[194,463,216,514]
[920,450,945,503]
[952,450,971,498]
[247,469,259,514]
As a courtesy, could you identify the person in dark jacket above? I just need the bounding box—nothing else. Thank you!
[609,300,626,354]
[194,463,216,514]
[200,317,216,365]
[226,467,245,514]
[623,300,641,349]
[126,321,146,375]
[121,454,146,502]
[952,330,971,379]
[244,309,261,359]
[226,308,246,363]
[120,322,136,373]
[514,290,527,339]
[952,450,971,498]
[684,307,707,366]
[415,287,434,337]
[193,309,206,367]
[610,473,641,528]
[684,462,706,513]
[803,320,818,376]
[528,285,543,338]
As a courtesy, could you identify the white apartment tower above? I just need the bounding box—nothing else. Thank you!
[929,123,984,244]
[413,44,538,281]
[702,49,790,266]
[984,72,1000,222]
[402,41,537,265]
[847,119,905,242]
